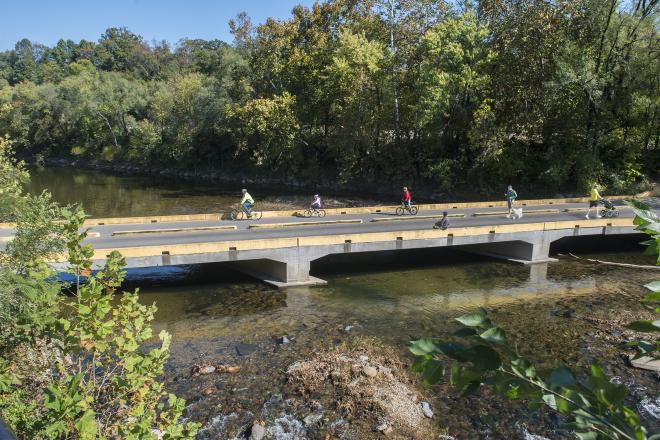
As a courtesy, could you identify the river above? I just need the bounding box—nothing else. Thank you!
[28,167,660,439]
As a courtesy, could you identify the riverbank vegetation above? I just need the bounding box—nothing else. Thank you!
[0,0,658,195]
[410,201,660,438]
[0,139,198,437]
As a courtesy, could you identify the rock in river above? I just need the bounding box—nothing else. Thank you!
[363,365,378,378]
[420,401,433,418]
[276,336,291,345]
[249,422,266,440]
[235,342,257,356]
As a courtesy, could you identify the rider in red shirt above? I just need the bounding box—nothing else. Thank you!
[403,186,412,208]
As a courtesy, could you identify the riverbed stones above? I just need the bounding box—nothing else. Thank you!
[249,422,266,440]
[376,421,393,435]
[190,364,216,376]
[217,364,241,374]
[303,412,323,426]
[276,336,291,345]
[630,355,660,372]
[363,365,378,378]
[420,402,433,418]
[235,342,257,356]
[202,386,214,396]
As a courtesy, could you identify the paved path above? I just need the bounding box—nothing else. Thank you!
[0,200,634,251]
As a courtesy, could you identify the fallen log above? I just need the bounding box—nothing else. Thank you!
[560,253,660,270]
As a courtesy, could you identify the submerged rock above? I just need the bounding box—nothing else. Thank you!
[420,401,433,418]
[363,365,378,378]
[303,412,323,426]
[235,342,257,356]
[276,336,291,345]
[249,422,266,440]
[190,364,216,376]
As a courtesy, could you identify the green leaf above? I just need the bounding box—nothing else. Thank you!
[450,362,484,393]
[643,292,660,303]
[456,309,487,327]
[422,359,445,385]
[453,327,477,337]
[75,409,97,439]
[547,366,576,388]
[435,342,467,361]
[411,355,431,373]
[409,339,437,356]
[462,345,501,370]
[479,326,506,344]
[627,320,660,332]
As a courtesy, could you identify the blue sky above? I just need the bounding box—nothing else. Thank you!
[0,0,317,50]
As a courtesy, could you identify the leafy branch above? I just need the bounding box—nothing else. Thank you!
[409,307,650,439]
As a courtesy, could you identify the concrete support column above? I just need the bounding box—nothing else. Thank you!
[465,238,555,264]
[232,255,325,288]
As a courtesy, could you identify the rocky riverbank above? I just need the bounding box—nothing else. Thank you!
[155,256,660,439]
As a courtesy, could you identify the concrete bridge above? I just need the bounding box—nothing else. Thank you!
[0,197,643,287]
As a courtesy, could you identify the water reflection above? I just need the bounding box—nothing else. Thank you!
[135,257,609,346]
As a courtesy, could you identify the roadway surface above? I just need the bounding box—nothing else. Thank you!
[0,200,638,250]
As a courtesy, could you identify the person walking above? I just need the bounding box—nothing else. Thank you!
[586,183,602,219]
[505,185,518,219]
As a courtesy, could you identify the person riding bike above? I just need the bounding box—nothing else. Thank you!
[311,194,322,210]
[586,183,602,219]
[505,185,518,219]
[240,189,254,218]
[402,186,412,209]
[433,212,450,230]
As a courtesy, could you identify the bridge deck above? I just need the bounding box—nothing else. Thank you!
[0,199,643,287]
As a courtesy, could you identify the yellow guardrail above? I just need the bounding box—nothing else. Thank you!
[1,194,642,228]
[248,219,363,229]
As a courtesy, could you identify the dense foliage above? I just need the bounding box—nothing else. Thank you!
[0,142,198,438]
[0,0,658,194]
[409,201,660,439]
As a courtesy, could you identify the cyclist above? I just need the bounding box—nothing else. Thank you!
[586,183,602,219]
[433,212,450,230]
[240,188,254,218]
[311,194,322,211]
[505,185,518,219]
[402,186,412,209]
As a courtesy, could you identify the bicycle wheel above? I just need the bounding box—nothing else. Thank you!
[318,209,326,218]
[410,206,419,215]
[395,207,404,216]
[304,209,312,218]
[229,209,239,220]
[252,211,263,220]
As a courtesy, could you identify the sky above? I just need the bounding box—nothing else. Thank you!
[0,0,317,50]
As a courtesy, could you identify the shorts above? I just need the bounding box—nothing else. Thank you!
[589,200,599,208]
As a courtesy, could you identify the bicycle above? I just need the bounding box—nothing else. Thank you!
[229,204,263,220]
[396,201,418,216]
[303,207,326,218]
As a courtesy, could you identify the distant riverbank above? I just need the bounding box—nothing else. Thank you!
[37,156,632,204]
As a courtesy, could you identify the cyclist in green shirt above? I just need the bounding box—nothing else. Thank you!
[505,185,518,219]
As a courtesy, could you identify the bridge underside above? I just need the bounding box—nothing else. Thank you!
[54,225,639,288]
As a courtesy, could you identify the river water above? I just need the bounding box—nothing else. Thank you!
[28,167,660,439]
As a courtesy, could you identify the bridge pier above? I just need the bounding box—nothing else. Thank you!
[464,237,556,264]
[231,256,326,288]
